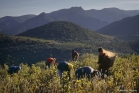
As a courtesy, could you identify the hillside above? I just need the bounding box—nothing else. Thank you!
[2,7,108,35]
[1,32,139,66]
[102,8,139,16]
[17,21,111,42]
[1,7,139,35]
[0,15,36,24]
[0,33,72,66]
[87,8,139,23]
[0,15,36,32]
[129,40,139,53]
[115,35,139,41]
[49,7,108,31]
[1,13,60,35]
[97,14,139,36]
[87,8,128,23]
[1,17,139,66]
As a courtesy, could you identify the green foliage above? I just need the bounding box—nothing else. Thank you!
[17,21,111,42]
[0,54,139,93]
[0,33,139,66]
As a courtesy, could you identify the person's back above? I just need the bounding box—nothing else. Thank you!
[75,66,94,79]
[46,57,56,68]
[75,66,101,79]
[57,61,69,71]
[98,53,110,68]
[72,50,79,61]
[47,58,53,62]
[97,47,111,78]
[57,61,73,80]
[8,66,21,74]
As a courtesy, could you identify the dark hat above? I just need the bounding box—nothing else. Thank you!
[98,47,103,52]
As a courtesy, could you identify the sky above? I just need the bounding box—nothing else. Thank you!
[0,0,139,18]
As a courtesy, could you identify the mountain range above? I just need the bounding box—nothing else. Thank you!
[87,8,139,23]
[1,21,139,65]
[17,21,138,54]
[0,15,36,32]
[49,7,108,31]
[0,7,139,35]
[17,21,111,42]
[1,13,60,35]
[97,14,139,36]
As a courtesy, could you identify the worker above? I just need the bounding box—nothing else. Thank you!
[57,61,73,80]
[75,66,101,79]
[46,57,56,69]
[72,50,79,61]
[8,66,21,74]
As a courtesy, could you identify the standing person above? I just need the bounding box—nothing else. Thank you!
[45,57,56,69]
[97,47,111,78]
[8,66,21,74]
[75,66,101,79]
[57,61,73,80]
[72,50,79,61]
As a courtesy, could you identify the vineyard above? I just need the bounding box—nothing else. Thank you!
[0,54,139,93]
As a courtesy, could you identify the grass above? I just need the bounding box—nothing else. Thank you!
[0,54,139,93]
[10,36,56,43]
[55,42,85,49]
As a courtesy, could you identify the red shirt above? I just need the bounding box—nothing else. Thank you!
[47,58,54,63]
[72,51,78,57]
[46,58,56,66]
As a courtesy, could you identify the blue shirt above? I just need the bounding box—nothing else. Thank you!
[75,66,94,79]
[8,66,21,74]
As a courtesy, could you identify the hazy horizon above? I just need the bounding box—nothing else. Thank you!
[0,0,139,18]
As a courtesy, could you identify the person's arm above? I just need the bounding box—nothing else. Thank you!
[68,70,71,80]
[72,53,74,60]
[107,57,111,69]
[15,68,19,73]
[45,59,48,64]
[75,51,79,56]
[97,55,101,66]
[53,61,56,66]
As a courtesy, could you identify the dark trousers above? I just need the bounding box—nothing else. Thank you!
[72,56,78,61]
[98,67,109,79]
[46,62,51,69]
[58,69,71,81]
